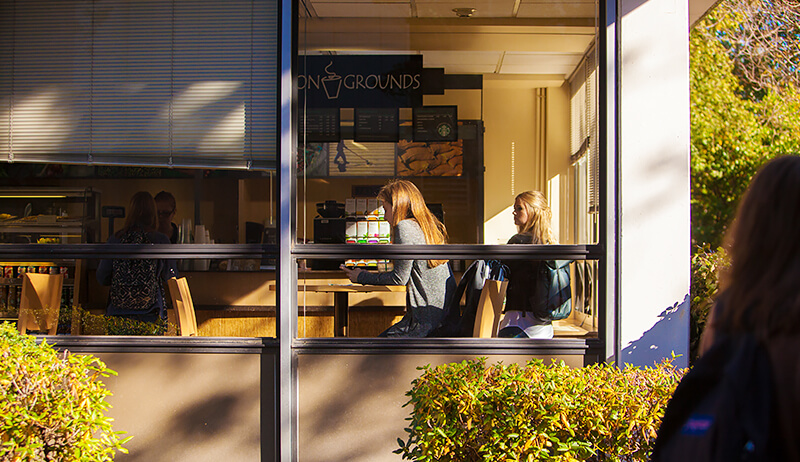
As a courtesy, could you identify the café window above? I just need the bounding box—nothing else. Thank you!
[0,1,281,337]
[0,167,279,337]
[295,0,601,339]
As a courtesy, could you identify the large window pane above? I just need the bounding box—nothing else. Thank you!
[297,3,599,247]
[295,0,601,340]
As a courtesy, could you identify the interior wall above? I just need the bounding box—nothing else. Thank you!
[51,177,240,243]
[482,77,571,245]
[546,83,574,244]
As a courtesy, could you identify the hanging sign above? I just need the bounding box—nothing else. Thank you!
[298,55,425,108]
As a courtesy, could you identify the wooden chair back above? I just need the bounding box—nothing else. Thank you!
[167,277,198,336]
[18,273,64,335]
[472,279,509,338]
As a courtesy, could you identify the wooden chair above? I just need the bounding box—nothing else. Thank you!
[167,277,198,336]
[18,273,64,335]
[472,279,509,338]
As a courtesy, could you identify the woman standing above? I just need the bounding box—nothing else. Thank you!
[498,190,557,339]
[97,191,178,323]
[341,179,455,337]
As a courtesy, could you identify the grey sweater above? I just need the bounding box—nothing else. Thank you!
[357,219,455,337]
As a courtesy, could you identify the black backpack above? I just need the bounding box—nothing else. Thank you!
[650,333,781,462]
[111,228,160,311]
[537,260,572,320]
[430,260,508,337]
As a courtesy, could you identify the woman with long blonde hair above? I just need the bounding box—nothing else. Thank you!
[342,179,455,337]
[498,190,558,338]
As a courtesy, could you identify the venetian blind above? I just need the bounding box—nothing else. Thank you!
[569,46,599,212]
[0,0,278,169]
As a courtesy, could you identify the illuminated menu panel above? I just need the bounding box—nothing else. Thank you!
[412,106,458,142]
[353,108,399,142]
[303,108,340,142]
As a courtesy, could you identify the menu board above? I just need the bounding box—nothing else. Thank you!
[412,106,458,142]
[302,108,340,142]
[353,108,399,142]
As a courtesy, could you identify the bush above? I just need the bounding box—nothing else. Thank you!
[60,306,172,336]
[0,323,130,461]
[689,246,729,362]
[396,357,684,462]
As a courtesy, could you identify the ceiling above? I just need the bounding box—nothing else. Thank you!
[299,0,597,81]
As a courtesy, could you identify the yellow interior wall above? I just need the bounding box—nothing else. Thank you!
[546,83,574,244]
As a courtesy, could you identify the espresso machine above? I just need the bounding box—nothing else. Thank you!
[311,201,346,270]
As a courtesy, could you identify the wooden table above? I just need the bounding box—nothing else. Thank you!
[297,284,405,337]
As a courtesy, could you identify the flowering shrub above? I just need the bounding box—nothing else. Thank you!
[0,323,130,461]
[396,357,684,462]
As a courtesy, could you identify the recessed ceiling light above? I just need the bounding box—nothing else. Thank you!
[452,7,476,18]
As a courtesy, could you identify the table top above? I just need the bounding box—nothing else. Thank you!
[299,283,405,293]
[268,283,405,293]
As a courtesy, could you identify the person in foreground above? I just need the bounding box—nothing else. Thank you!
[97,191,178,323]
[497,190,557,339]
[652,155,800,462]
[697,155,800,459]
[341,179,455,337]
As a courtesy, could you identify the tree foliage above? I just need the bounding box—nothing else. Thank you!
[691,1,800,247]
[716,0,800,96]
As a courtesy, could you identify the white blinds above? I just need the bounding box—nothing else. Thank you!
[0,0,278,169]
[569,46,599,212]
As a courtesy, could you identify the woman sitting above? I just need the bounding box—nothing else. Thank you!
[341,179,455,337]
[498,190,557,339]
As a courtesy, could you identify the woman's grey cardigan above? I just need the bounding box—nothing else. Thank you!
[356,219,455,337]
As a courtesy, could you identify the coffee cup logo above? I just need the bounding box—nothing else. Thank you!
[322,62,342,100]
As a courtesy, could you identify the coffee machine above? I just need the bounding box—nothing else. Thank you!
[311,201,347,270]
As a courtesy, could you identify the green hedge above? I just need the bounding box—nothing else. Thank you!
[396,358,684,462]
[0,323,130,461]
[689,245,728,362]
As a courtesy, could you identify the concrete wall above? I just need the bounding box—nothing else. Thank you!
[616,0,691,367]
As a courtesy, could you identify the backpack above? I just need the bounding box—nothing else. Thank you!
[430,260,508,337]
[111,228,160,311]
[534,260,572,321]
[650,333,781,462]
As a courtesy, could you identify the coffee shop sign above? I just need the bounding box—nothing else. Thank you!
[298,55,425,108]
[299,62,421,99]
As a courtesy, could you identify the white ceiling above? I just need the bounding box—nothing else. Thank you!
[300,0,597,80]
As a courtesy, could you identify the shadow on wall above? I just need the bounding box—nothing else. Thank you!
[619,294,690,369]
[100,352,264,462]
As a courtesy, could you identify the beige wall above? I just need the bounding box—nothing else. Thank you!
[96,351,273,462]
[297,353,588,462]
[546,83,574,244]
[54,177,243,244]
[482,77,572,244]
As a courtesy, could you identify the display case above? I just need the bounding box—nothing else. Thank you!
[0,187,100,244]
[0,188,99,322]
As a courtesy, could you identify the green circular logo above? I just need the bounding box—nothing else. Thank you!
[437,123,452,138]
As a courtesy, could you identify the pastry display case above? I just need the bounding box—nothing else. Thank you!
[0,187,100,244]
[0,188,100,321]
